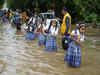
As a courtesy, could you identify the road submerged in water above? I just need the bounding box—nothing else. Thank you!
[0,22,100,75]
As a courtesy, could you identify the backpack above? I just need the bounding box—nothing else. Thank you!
[62,29,77,50]
[62,35,70,50]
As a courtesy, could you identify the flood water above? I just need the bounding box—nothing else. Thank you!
[0,22,100,75]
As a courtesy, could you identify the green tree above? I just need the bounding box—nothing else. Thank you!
[0,0,4,8]
[6,0,100,24]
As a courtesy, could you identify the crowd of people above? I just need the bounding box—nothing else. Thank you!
[0,7,86,68]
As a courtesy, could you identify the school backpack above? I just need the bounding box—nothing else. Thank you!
[62,29,77,50]
[62,35,70,50]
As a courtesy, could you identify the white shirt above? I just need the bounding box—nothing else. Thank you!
[71,29,80,35]
[38,24,48,30]
[71,29,85,41]
[43,24,48,30]
[28,17,40,25]
[50,26,59,36]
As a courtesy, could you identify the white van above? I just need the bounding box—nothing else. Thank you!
[39,12,60,28]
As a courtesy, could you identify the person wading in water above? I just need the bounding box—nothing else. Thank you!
[61,7,72,50]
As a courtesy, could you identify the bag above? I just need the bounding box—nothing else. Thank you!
[62,29,78,50]
[62,36,70,50]
[27,17,33,26]
[37,28,41,35]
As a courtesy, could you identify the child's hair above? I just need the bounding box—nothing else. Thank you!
[76,23,86,29]
[48,20,58,31]
[41,18,46,26]
[42,18,45,22]
[42,18,46,23]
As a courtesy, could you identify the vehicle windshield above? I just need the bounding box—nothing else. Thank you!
[46,14,56,19]
[40,13,56,19]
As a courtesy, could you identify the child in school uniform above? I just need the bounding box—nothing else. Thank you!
[38,19,48,46]
[45,20,59,51]
[25,17,38,40]
[64,24,85,67]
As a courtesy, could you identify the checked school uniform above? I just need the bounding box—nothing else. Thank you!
[64,29,85,67]
[45,26,59,51]
[38,24,48,46]
[25,17,38,40]
[25,18,38,40]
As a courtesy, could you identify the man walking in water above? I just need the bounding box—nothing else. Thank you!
[61,7,71,50]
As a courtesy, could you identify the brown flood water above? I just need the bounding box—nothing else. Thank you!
[0,23,100,75]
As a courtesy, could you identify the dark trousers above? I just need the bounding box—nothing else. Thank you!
[16,23,21,30]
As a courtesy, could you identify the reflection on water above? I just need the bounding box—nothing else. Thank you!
[0,23,100,75]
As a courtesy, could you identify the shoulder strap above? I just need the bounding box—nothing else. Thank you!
[28,17,33,25]
[31,17,33,23]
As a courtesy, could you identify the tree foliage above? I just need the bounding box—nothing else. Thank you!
[0,0,4,8]
[1,0,100,23]
[63,0,100,23]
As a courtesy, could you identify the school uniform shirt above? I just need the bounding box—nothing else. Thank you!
[71,29,85,41]
[49,26,59,36]
[38,24,48,30]
[42,24,48,30]
[28,17,40,25]
[46,24,50,30]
